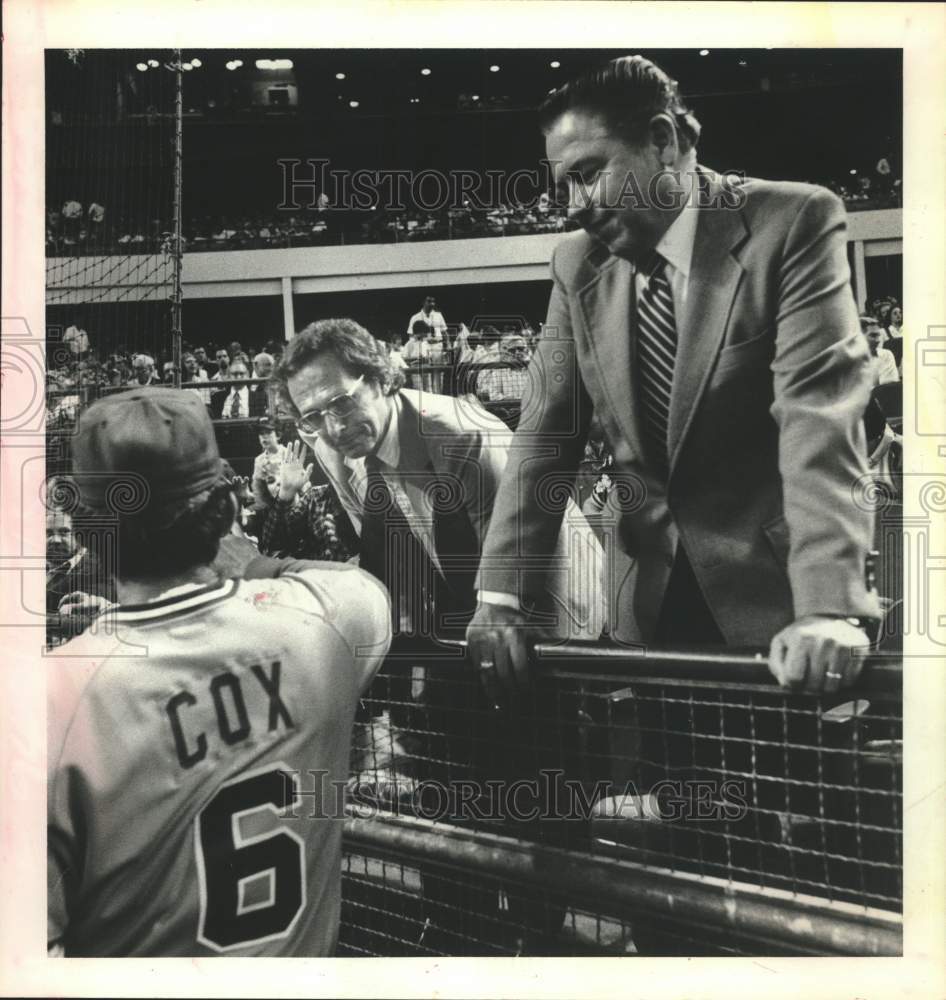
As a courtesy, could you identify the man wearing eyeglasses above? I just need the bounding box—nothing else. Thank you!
[272,317,601,637]
[271,317,604,952]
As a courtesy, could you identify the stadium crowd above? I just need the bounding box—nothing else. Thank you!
[46,161,901,258]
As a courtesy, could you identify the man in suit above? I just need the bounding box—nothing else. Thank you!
[272,318,603,952]
[470,54,879,698]
[273,318,602,642]
[210,356,268,419]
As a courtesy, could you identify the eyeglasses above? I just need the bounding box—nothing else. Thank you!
[295,374,365,434]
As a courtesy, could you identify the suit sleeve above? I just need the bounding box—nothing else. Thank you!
[770,187,881,620]
[476,245,594,600]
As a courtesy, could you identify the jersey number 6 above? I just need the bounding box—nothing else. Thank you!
[195,763,305,952]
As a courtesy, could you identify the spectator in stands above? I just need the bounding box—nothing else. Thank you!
[257,440,358,563]
[249,418,289,512]
[193,346,214,378]
[46,373,81,427]
[876,301,893,330]
[885,305,903,343]
[453,323,473,364]
[182,352,212,405]
[161,361,176,385]
[61,198,83,241]
[63,317,90,359]
[862,315,900,385]
[87,200,105,245]
[211,349,230,381]
[387,335,408,374]
[472,325,501,366]
[252,352,275,379]
[407,295,448,392]
[212,356,267,419]
[228,341,244,363]
[477,332,533,402]
[402,319,431,391]
[129,354,160,386]
[46,506,115,637]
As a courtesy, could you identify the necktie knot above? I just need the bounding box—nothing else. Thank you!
[639,248,667,282]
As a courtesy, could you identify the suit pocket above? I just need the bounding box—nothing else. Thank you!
[763,513,791,568]
[713,327,775,379]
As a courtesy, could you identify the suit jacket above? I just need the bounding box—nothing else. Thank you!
[478,169,880,646]
[210,384,268,420]
[306,388,605,640]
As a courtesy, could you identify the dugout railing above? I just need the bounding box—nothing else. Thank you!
[340,638,902,957]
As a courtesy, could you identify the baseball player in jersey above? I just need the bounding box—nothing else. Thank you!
[48,389,392,957]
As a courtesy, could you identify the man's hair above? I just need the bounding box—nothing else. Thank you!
[859,314,881,331]
[83,480,235,580]
[253,351,274,367]
[272,318,405,417]
[411,319,431,337]
[132,353,154,367]
[538,54,701,151]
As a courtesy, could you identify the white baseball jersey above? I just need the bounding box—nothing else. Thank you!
[48,565,391,956]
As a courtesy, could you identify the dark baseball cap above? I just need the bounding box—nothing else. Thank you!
[73,387,225,510]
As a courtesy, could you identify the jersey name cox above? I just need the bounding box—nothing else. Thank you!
[165,660,295,770]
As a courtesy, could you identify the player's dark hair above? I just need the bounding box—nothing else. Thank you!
[96,480,236,581]
[538,54,701,151]
[272,317,405,417]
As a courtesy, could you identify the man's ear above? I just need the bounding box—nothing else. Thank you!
[648,113,680,166]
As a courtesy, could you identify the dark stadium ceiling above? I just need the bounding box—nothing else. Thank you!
[48,48,901,120]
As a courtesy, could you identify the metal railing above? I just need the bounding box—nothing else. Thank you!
[341,638,902,957]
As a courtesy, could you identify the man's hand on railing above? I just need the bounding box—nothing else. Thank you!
[768,615,872,694]
[466,602,551,707]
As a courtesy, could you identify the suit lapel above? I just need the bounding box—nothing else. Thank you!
[313,437,363,533]
[667,173,750,475]
[577,253,648,460]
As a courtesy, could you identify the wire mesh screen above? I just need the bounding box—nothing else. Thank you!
[341,647,902,956]
[46,50,176,364]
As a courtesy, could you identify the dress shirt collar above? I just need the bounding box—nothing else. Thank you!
[652,191,699,280]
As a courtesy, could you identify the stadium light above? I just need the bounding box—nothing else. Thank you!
[739,60,748,67]
[335,72,346,80]
[256,58,294,71]
[489,64,500,72]
[182,62,193,71]
[471,94,479,100]
[349,100,360,108]
[550,60,561,68]
[147,59,159,68]
[421,68,431,76]
[700,49,710,56]
[190,58,202,68]
[226,59,244,71]
[136,63,148,72]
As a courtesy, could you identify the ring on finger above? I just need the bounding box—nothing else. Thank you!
[825,671,843,680]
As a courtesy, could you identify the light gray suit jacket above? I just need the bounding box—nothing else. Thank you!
[478,169,881,645]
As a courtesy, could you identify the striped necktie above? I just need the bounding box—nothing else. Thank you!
[359,453,432,635]
[636,249,677,471]
[229,391,242,418]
